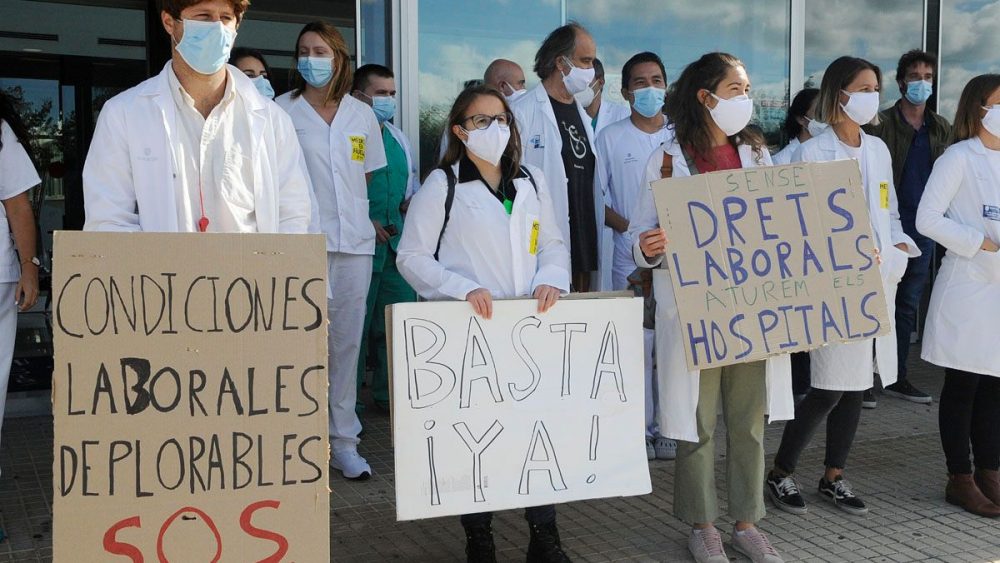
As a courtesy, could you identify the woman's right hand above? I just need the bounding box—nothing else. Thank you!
[466,288,493,319]
[639,228,669,258]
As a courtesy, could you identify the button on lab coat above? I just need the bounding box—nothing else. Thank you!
[627,141,793,443]
[83,62,313,234]
[397,162,570,301]
[512,84,609,290]
[917,137,1000,377]
[794,127,919,391]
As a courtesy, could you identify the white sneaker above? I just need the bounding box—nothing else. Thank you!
[732,526,784,563]
[331,448,372,480]
[688,527,728,563]
[653,436,677,460]
[645,436,655,460]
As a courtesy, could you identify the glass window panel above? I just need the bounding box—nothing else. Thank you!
[417,0,562,176]
[804,0,924,109]
[568,0,791,145]
[0,0,145,60]
[939,0,1000,120]
[360,0,390,66]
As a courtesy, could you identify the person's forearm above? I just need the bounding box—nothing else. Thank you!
[4,194,37,265]
[605,205,629,233]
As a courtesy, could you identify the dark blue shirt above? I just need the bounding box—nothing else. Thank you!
[897,109,932,237]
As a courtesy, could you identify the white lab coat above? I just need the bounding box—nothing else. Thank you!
[512,84,609,290]
[397,162,570,300]
[628,141,793,442]
[795,128,919,390]
[771,137,800,166]
[83,62,313,234]
[590,100,631,290]
[385,122,421,200]
[917,138,1000,377]
[592,100,631,138]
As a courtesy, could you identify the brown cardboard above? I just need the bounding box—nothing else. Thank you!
[651,160,891,371]
[51,232,330,561]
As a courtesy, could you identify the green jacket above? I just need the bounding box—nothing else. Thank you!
[864,101,952,187]
[368,126,409,271]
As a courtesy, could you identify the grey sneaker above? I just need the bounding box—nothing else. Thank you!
[732,526,784,563]
[688,527,728,563]
[653,436,677,460]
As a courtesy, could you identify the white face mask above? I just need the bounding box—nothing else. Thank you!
[982,105,1000,138]
[560,56,596,96]
[840,90,880,125]
[708,93,754,136]
[574,81,598,107]
[806,117,829,137]
[461,120,511,166]
[504,87,527,103]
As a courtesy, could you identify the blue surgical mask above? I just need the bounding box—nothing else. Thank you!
[905,79,933,105]
[174,19,236,75]
[252,75,275,99]
[630,86,666,118]
[297,56,334,88]
[370,96,396,123]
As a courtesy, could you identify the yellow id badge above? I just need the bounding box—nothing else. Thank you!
[879,182,889,209]
[350,135,366,162]
[529,220,540,255]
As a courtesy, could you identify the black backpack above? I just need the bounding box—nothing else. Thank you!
[434,165,538,259]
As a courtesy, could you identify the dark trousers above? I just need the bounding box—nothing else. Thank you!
[894,235,935,384]
[460,505,556,528]
[774,389,863,473]
[939,369,1000,475]
[790,352,811,395]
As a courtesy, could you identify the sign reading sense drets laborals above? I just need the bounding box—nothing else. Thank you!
[651,159,891,371]
[389,296,652,521]
[51,232,330,562]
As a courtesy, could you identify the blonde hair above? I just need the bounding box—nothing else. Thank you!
[814,56,883,127]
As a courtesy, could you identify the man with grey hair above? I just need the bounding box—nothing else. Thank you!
[512,22,606,293]
[484,58,527,102]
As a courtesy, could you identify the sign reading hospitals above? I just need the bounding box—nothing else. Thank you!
[651,160,891,371]
[389,296,652,521]
[51,233,330,562]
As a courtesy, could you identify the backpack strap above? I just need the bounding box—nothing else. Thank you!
[519,165,539,193]
[659,151,674,179]
[680,145,701,176]
[434,166,457,260]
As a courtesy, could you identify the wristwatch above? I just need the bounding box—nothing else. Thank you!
[21,256,41,267]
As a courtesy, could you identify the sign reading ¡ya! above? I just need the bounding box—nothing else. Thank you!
[651,160,891,371]
[389,296,651,521]
[52,232,330,562]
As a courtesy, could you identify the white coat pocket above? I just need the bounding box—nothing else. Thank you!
[880,245,909,284]
[967,250,1000,284]
[349,194,375,246]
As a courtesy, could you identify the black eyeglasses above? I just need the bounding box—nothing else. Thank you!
[461,112,512,130]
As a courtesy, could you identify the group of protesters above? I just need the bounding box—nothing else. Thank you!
[0,0,998,561]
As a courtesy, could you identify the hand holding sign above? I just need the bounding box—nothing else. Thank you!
[639,228,669,258]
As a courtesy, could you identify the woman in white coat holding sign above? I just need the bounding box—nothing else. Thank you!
[766,56,919,518]
[630,52,791,563]
[917,74,1000,518]
[397,85,571,563]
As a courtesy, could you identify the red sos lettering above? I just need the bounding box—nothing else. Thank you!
[102,500,288,562]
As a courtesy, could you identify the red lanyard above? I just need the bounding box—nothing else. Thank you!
[197,179,209,232]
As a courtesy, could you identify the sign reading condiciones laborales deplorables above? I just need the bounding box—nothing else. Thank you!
[52,232,330,562]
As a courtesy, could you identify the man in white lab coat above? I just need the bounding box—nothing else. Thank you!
[83,0,313,234]
[581,57,631,138]
[511,22,606,292]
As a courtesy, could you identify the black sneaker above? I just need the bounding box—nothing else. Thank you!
[884,380,932,404]
[862,388,877,409]
[766,472,807,515]
[818,476,869,516]
[526,520,571,563]
[463,523,497,563]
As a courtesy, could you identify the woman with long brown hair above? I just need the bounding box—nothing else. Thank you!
[397,85,571,563]
[276,21,387,481]
[917,73,1000,518]
[629,52,791,563]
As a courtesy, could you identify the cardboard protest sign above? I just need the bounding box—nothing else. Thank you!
[389,295,651,521]
[52,232,329,562]
[651,160,890,371]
